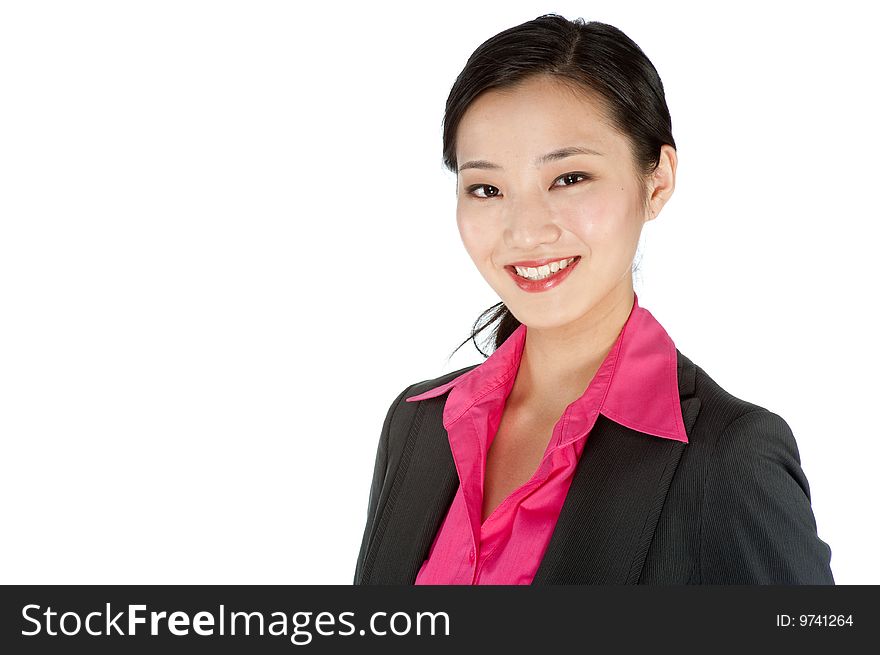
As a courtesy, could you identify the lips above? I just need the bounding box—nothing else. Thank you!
[505,256,581,293]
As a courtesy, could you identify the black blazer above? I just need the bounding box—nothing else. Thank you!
[354,349,834,584]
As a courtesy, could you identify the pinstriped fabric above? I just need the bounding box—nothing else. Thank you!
[698,409,831,584]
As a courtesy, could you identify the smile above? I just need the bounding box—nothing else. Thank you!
[512,257,577,280]
[505,256,581,293]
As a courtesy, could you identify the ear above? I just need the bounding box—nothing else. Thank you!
[645,145,677,222]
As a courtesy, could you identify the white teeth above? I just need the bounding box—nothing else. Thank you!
[513,257,576,280]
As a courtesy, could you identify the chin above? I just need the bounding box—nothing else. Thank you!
[507,306,582,331]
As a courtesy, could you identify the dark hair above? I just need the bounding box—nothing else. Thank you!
[444,14,676,361]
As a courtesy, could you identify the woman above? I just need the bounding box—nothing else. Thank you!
[354,14,834,585]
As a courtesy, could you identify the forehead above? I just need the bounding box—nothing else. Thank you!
[456,75,624,162]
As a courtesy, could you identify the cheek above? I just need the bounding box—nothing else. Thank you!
[562,194,616,242]
[456,209,495,259]
[562,186,639,244]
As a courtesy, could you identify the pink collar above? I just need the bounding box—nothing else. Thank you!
[405,292,688,444]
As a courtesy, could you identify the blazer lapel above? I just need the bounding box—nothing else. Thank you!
[362,350,701,585]
[531,351,701,584]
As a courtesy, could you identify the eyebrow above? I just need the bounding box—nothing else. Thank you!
[457,145,604,173]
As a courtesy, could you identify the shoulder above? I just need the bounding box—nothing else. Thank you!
[679,349,768,424]
[680,350,804,474]
[676,349,810,494]
[677,349,798,447]
[707,405,807,498]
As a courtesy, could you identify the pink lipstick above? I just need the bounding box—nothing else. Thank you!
[505,256,581,293]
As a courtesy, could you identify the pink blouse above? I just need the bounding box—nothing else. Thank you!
[405,292,687,585]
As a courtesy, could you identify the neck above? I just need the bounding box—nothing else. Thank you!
[510,285,635,410]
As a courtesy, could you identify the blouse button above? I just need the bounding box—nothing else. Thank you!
[468,548,475,562]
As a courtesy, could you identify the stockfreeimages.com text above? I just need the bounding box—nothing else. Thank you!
[21,603,450,645]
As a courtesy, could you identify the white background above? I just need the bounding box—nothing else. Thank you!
[1,1,876,584]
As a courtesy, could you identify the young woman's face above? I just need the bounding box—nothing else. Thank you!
[455,74,668,331]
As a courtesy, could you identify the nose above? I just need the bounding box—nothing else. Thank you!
[503,193,562,251]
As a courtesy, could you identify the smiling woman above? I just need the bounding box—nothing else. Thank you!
[354,13,834,586]
[453,73,672,330]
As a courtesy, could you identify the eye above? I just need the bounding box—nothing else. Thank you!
[552,172,592,188]
[466,184,500,199]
